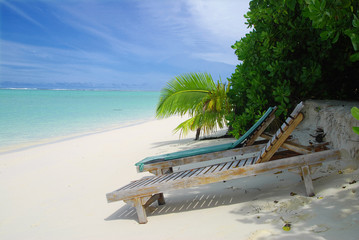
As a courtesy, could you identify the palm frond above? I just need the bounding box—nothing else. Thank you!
[173,117,197,138]
[156,72,231,139]
[156,73,216,118]
[173,109,228,138]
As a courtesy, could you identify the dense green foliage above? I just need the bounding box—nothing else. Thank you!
[228,0,359,138]
[156,73,230,140]
[352,107,359,135]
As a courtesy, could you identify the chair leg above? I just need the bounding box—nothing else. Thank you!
[301,165,315,197]
[158,193,166,205]
[133,198,148,224]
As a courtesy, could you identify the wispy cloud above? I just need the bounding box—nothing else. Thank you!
[0,0,250,89]
[186,0,250,41]
[0,40,173,89]
[136,0,249,65]
[51,2,164,59]
[1,0,45,29]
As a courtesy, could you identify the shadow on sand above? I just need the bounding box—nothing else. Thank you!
[105,172,304,223]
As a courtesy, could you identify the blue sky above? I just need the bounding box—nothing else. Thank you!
[0,0,250,90]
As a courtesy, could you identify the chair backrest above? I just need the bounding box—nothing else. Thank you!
[254,102,304,164]
[232,106,277,148]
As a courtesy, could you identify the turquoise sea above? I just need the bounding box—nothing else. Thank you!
[0,89,160,153]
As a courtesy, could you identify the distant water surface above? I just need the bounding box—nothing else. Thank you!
[0,89,160,153]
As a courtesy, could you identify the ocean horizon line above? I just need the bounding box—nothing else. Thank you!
[0,87,160,92]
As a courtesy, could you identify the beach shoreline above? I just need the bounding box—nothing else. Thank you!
[1,113,358,240]
[0,117,157,156]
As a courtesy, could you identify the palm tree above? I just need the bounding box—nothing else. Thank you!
[156,72,230,140]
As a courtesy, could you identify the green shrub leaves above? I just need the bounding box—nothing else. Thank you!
[352,107,359,135]
[227,0,359,138]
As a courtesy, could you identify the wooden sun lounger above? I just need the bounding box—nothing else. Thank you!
[106,102,342,223]
[137,106,277,175]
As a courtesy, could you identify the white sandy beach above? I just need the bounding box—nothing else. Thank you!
[1,107,359,240]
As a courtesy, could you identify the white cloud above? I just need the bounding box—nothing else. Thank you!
[0,1,250,89]
[136,0,249,65]
[186,0,250,41]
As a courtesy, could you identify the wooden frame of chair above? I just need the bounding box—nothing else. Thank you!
[107,149,341,223]
[106,102,342,223]
[138,106,278,175]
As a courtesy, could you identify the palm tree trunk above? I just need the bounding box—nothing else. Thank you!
[195,127,201,140]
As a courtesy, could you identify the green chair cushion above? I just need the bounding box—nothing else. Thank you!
[135,106,275,172]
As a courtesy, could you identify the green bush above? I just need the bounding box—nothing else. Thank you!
[228,0,359,138]
[352,107,359,135]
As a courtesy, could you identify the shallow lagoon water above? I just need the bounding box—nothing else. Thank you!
[0,89,160,153]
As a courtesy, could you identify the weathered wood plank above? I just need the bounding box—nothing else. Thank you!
[301,165,315,197]
[260,133,312,154]
[256,113,304,164]
[245,109,277,146]
[143,194,160,208]
[120,177,152,190]
[106,149,341,203]
[171,151,259,173]
[222,160,234,171]
[196,165,215,176]
[158,193,166,205]
[136,106,278,175]
[178,169,195,179]
[236,158,248,168]
[245,157,255,166]
[229,160,240,169]
[158,171,183,183]
[191,166,207,177]
[145,173,172,185]
[211,162,227,173]
[134,197,148,224]
[138,144,266,174]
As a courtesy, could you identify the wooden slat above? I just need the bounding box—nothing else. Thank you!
[245,107,277,146]
[222,161,234,171]
[157,171,183,183]
[206,164,221,174]
[236,158,247,168]
[229,160,240,169]
[191,166,207,177]
[171,151,259,173]
[195,165,216,176]
[137,106,278,175]
[146,173,173,185]
[211,163,227,173]
[107,149,341,202]
[141,175,166,187]
[121,177,151,190]
[138,144,266,174]
[185,168,202,178]
[256,113,304,164]
[244,157,254,166]
[260,133,312,154]
[178,170,195,180]
[172,171,188,180]
[135,177,160,188]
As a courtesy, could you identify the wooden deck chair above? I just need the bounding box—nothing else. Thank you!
[106,102,342,223]
[136,106,277,175]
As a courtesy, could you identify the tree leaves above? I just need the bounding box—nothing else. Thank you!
[227,0,358,137]
[304,0,359,61]
[156,73,215,118]
[352,107,359,135]
[156,73,230,139]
